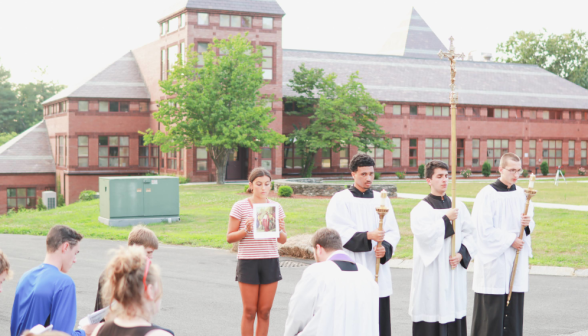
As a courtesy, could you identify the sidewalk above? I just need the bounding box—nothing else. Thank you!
[397,193,588,211]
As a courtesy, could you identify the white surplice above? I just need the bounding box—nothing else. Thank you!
[471,185,535,294]
[408,200,477,324]
[283,252,379,336]
[326,189,401,297]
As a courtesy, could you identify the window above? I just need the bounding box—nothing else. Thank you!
[179,150,184,171]
[473,108,480,117]
[494,109,509,118]
[108,102,120,112]
[284,145,303,169]
[120,102,129,112]
[515,139,523,158]
[180,42,186,64]
[262,46,273,80]
[458,108,465,116]
[161,49,166,80]
[7,188,36,210]
[180,13,186,28]
[392,105,401,115]
[487,139,509,167]
[99,136,129,167]
[160,22,165,36]
[530,111,537,119]
[391,138,400,167]
[99,101,108,112]
[409,139,418,167]
[167,152,177,170]
[549,111,562,120]
[542,111,550,120]
[139,136,159,168]
[425,138,449,164]
[168,45,179,71]
[457,139,464,167]
[569,141,575,167]
[262,17,273,29]
[361,146,383,168]
[220,15,251,28]
[168,17,179,32]
[409,106,418,115]
[78,101,88,112]
[139,102,148,113]
[198,13,209,25]
[581,141,587,166]
[542,140,562,167]
[321,148,330,168]
[529,140,536,167]
[196,147,207,171]
[261,147,272,170]
[59,136,65,166]
[472,139,480,167]
[339,147,349,168]
[426,106,449,117]
[197,43,208,66]
[78,136,88,167]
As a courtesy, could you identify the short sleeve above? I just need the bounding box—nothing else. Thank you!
[277,203,286,220]
[229,201,243,220]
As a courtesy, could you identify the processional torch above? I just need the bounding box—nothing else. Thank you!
[439,37,465,269]
[507,173,537,306]
[375,189,389,283]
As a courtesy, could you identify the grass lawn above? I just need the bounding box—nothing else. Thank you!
[1,184,586,268]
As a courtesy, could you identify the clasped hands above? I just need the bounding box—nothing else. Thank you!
[368,229,386,258]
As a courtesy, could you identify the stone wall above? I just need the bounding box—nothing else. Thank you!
[274,179,397,197]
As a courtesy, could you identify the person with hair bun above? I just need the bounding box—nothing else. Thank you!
[0,249,12,294]
[227,167,287,336]
[91,246,172,336]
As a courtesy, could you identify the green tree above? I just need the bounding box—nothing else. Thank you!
[142,34,285,184]
[540,161,549,176]
[0,132,17,146]
[496,29,588,88]
[418,164,425,179]
[0,62,18,134]
[285,64,393,177]
[482,161,492,177]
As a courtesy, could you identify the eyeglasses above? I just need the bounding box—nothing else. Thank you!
[143,258,152,293]
[505,168,523,174]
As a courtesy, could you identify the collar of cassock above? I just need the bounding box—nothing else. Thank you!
[423,193,452,209]
[349,185,373,198]
[491,179,517,192]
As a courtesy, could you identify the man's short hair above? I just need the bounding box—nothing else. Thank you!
[46,225,83,253]
[349,153,375,172]
[426,160,449,179]
[128,225,159,249]
[500,153,521,168]
[311,228,343,252]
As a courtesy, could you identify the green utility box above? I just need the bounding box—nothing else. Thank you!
[98,176,180,227]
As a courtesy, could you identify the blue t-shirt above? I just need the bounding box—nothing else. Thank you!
[10,264,85,336]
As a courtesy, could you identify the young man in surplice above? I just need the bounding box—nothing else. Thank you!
[408,160,477,336]
[326,153,401,336]
[471,153,535,336]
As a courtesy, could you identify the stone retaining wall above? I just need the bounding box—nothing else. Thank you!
[274,179,397,197]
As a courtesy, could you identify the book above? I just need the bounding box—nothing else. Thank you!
[29,324,53,334]
[78,306,110,327]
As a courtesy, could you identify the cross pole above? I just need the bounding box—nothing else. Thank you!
[438,37,465,269]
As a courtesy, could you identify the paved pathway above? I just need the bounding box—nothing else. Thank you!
[1,235,587,336]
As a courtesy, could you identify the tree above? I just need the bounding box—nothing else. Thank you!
[540,161,549,176]
[0,61,18,134]
[142,34,285,184]
[285,64,393,177]
[0,132,17,146]
[496,29,588,88]
[482,161,492,177]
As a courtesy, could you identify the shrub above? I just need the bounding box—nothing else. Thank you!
[579,167,586,176]
[79,190,97,201]
[37,197,47,211]
[271,181,274,191]
[178,176,190,184]
[418,164,425,179]
[482,161,492,177]
[521,169,529,178]
[461,169,472,178]
[374,172,381,180]
[278,185,293,197]
[540,161,549,176]
[243,184,250,193]
[395,171,405,179]
[560,170,566,176]
[145,172,158,176]
[57,193,65,207]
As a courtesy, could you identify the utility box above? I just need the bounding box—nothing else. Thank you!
[42,191,57,210]
[98,176,180,227]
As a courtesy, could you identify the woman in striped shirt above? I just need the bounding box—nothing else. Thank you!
[227,167,287,336]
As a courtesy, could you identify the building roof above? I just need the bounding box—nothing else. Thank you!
[164,0,285,18]
[379,8,446,59]
[282,49,588,110]
[0,121,55,174]
[43,52,150,105]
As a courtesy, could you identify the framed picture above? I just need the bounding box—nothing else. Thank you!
[253,203,279,239]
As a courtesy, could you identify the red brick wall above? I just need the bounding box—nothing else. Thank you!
[0,174,55,215]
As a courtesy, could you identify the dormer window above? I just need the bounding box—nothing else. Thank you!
[180,13,186,28]
[262,17,273,29]
[197,13,209,25]
[160,22,166,36]
[220,15,252,28]
[168,16,179,32]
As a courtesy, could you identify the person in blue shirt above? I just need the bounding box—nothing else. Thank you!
[10,225,97,336]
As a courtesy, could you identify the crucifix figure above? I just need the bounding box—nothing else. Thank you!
[438,36,464,266]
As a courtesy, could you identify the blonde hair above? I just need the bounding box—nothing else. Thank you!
[500,153,521,168]
[246,167,272,193]
[101,246,162,318]
[0,250,13,280]
[128,225,159,249]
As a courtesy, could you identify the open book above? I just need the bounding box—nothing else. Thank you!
[78,306,110,327]
[28,324,53,334]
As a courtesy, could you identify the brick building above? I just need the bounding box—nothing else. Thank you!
[1,3,587,214]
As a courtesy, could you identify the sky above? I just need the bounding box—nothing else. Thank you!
[1,0,588,87]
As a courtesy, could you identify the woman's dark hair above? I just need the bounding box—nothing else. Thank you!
[246,167,272,193]
[349,153,375,172]
[425,160,449,179]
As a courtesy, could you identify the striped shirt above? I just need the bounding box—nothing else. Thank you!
[230,198,286,259]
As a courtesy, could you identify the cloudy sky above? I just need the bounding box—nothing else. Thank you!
[0,0,586,87]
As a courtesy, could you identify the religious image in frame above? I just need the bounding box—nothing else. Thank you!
[252,203,279,239]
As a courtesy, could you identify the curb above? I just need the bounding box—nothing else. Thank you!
[389,259,588,277]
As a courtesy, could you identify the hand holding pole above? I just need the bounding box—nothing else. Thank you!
[375,190,389,283]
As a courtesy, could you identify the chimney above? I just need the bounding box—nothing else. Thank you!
[482,53,492,62]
